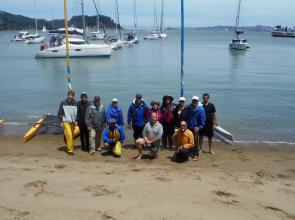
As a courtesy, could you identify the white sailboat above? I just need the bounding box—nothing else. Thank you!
[25,1,45,44]
[229,0,250,50]
[90,0,105,40]
[158,0,167,38]
[110,0,123,50]
[36,0,111,58]
[42,25,47,32]
[124,0,139,45]
[144,1,160,40]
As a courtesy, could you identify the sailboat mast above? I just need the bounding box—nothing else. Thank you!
[160,0,164,32]
[133,0,137,33]
[180,0,184,96]
[81,0,86,39]
[115,0,122,39]
[64,0,72,91]
[235,0,242,34]
[34,0,38,34]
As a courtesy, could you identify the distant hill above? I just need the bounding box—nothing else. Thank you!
[0,11,121,31]
[167,25,275,32]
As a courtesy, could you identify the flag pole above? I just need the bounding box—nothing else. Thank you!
[180,0,184,97]
[64,0,72,91]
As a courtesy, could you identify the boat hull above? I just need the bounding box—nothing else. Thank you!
[229,42,249,50]
[271,32,295,38]
[23,115,46,143]
[26,37,46,44]
[36,44,112,58]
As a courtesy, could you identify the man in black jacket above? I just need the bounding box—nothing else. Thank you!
[174,97,188,129]
[77,92,91,151]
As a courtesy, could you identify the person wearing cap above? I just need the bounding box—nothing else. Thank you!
[106,98,124,126]
[102,118,126,155]
[127,94,148,142]
[172,121,194,163]
[135,112,163,160]
[145,101,162,123]
[174,97,189,129]
[160,95,176,149]
[57,90,78,155]
[199,93,217,155]
[77,92,91,152]
[85,96,106,155]
[187,96,206,161]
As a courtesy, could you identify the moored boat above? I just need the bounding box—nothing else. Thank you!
[271,25,295,38]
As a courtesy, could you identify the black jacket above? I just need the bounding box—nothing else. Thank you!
[173,104,188,128]
[77,100,91,125]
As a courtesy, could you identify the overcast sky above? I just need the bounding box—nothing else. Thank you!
[1,0,295,28]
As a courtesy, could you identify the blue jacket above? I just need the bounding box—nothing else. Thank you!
[127,100,148,127]
[106,104,124,126]
[187,104,206,130]
[102,125,126,144]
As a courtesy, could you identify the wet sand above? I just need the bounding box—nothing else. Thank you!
[0,135,295,219]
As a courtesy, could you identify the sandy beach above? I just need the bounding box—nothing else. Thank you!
[0,134,294,220]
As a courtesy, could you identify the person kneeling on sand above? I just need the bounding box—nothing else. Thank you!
[172,121,194,163]
[102,118,125,155]
[135,112,163,160]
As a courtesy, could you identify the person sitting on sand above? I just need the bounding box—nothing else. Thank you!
[86,96,106,155]
[57,90,78,155]
[172,121,194,163]
[199,93,217,155]
[106,98,124,126]
[135,112,163,160]
[145,101,162,123]
[102,118,125,155]
[187,96,206,161]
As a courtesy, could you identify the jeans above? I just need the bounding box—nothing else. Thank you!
[79,124,89,151]
[189,128,200,157]
[172,147,193,163]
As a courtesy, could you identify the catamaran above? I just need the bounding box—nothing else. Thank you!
[229,0,250,50]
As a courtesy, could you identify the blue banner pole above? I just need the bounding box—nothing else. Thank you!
[180,0,184,97]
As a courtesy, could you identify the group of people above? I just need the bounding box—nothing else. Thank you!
[57,91,217,162]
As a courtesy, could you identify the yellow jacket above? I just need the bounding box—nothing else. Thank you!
[173,128,194,148]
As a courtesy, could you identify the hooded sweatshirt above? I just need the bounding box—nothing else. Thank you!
[106,104,124,126]
[127,99,148,127]
[58,98,78,123]
[85,104,106,131]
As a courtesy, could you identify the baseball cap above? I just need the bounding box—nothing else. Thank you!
[192,96,199,101]
[179,97,186,101]
[112,98,118,102]
[109,118,117,124]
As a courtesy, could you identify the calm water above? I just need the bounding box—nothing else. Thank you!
[0,29,295,142]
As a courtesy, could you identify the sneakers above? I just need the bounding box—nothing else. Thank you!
[89,150,95,155]
[95,147,102,152]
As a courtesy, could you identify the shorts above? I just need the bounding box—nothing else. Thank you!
[137,138,159,152]
[132,125,145,140]
[199,123,214,138]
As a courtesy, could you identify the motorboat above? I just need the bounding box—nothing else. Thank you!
[25,35,46,44]
[271,25,295,38]
[12,31,30,41]
[158,32,167,38]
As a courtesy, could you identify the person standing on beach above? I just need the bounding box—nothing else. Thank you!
[102,118,126,155]
[174,97,188,129]
[127,94,148,143]
[57,90,78,155]
[135,112,163,160]
[145,101,162,123]
[77,92,91,152]
[187,96,206,161]
[172,121,194,163]
[106,98,124,126]
[199,93,217,155]
[85,96,106,155]
[160,95,176,150]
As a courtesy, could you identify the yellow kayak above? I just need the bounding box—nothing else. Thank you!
[0,119,4,125]
[23,115,46,143]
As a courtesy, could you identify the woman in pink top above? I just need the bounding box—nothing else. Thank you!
[145,101,162,123]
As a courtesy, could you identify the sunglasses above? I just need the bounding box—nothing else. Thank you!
[180,124,186,127]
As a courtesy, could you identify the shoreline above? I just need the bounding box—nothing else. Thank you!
[0,135,295,219]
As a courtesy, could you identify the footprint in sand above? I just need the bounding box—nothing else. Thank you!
[155,176,172,183]
[264,206,295,219]
[214,190,235,198]
[54,164,67,169]
[83,185,116,197]
[0,206,30,219]
[277,174,291,179]
[24,180,47,188]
